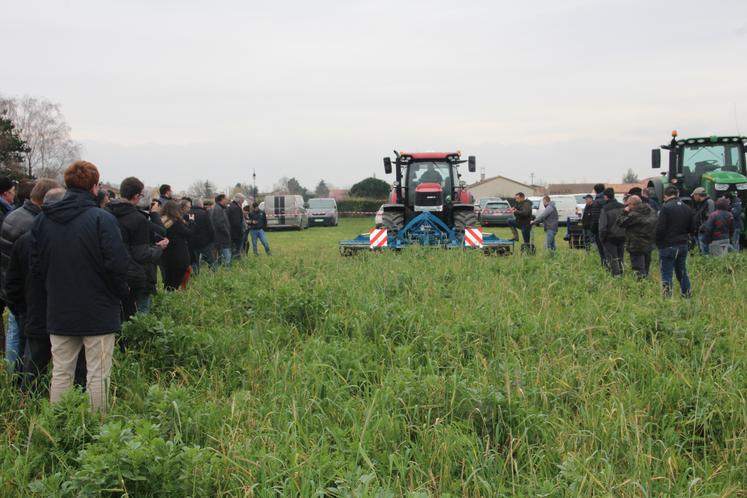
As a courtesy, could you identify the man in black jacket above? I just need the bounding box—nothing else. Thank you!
[107,177,169,321]
[508,192,533,246]
[656,186,694,297]
[598,188,626,276]
[0,179,59,371]
[589,183,607,265]
[188,198,215,273]
[617,195,657,278]
[247,202,271,256]
[227,193,246,259]
[30,160,130,411]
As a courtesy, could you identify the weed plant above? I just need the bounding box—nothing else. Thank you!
[0,219,745,496]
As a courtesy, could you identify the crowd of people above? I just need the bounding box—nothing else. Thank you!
[0,161,271,411]
[508,182,742,296]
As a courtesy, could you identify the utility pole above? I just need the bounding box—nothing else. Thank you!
[530,172,535,185]
[252,169,257,200]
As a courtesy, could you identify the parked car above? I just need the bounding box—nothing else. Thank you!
[375,204,384,228]
[475,197,503,220]
[529,197,542,218]
[480,200,514,227]
[307,198,338,226]
[535,194,579,225]
[264,195,308,230]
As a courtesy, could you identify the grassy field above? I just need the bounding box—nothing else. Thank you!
[1,217,747,496]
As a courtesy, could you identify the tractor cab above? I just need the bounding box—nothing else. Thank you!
[651,131,747,202]
[381,151,475,231]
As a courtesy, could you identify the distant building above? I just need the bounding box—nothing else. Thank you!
[467,175,544,200]
[329,189,349,201]
[547,178,653,195]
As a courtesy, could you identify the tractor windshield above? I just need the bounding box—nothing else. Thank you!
[406,161,453,204]
[679,143,745,191]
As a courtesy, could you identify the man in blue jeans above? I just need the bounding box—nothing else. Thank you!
[656,186,694,297]
[247,202,271,256]
[532,195,558,251]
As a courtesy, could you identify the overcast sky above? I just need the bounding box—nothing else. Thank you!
[3,0,746,192]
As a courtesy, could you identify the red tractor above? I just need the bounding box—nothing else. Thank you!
[380,150,478,236]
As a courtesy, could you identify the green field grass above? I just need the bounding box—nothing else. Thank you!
[1,218,746,496]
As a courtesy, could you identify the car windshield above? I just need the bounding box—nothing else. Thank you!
[574,195,585,203]
[485,202,508,210]
[308,199,336,209]
[407,161,452,203]
[531,200,540,208]
[479,198,501,208]
[680,143,745,190]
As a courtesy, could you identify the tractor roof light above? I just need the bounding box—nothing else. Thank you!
[737,183,747,190]
[671,130,678,137]
[714,183,730,191]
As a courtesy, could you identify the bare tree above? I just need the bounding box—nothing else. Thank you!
[622,168,640,184]
[0,96,82,179]
[188,179,217,199]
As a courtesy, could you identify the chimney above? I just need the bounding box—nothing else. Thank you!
[480,167,486,182]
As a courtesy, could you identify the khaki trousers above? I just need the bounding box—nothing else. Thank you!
[50,334,115,411]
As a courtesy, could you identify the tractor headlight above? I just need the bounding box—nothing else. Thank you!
[714,183,729,191]
[737,183,747,191]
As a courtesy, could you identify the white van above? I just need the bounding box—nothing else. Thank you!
[535,195,580,225]
[264,195,308,230]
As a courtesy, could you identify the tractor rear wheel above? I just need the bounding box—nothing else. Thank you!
[382,210,405,235]
[453,209,478,235]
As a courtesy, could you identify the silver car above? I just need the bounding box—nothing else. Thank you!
[307,198,338,227]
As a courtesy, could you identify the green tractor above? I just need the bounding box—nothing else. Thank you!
[650,130,747,203]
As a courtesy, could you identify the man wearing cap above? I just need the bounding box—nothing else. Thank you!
[691,187,714,254]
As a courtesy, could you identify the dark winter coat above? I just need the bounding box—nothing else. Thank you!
[699,206,734,243]
[161,217,193,289]
[5,232,47,338]
[590,192,605,234]
[30,188,129,336]
[692,197,715,233]
[142,209,166,296]
[188,206,214,249]
[656,197,694,249]
[598,199,626,242]
[227,201,246,241]
[616,203,657,253]
[210,203,231,248]
[513,199,533,228]
[107,201,163,294]
[581,203,592,229]
[0,200,41,299]
[248,209,267,230]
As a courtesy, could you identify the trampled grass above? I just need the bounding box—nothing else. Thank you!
[1,218,746,496]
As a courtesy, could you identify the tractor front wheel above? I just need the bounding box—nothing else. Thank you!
[453,209,478,236]
[382,210,405,235]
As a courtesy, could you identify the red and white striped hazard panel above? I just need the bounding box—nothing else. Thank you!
[464,227,483,248]
[369,228,388,248]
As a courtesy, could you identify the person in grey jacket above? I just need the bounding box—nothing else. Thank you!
[531,196,559,251]
[210,194,232,267]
